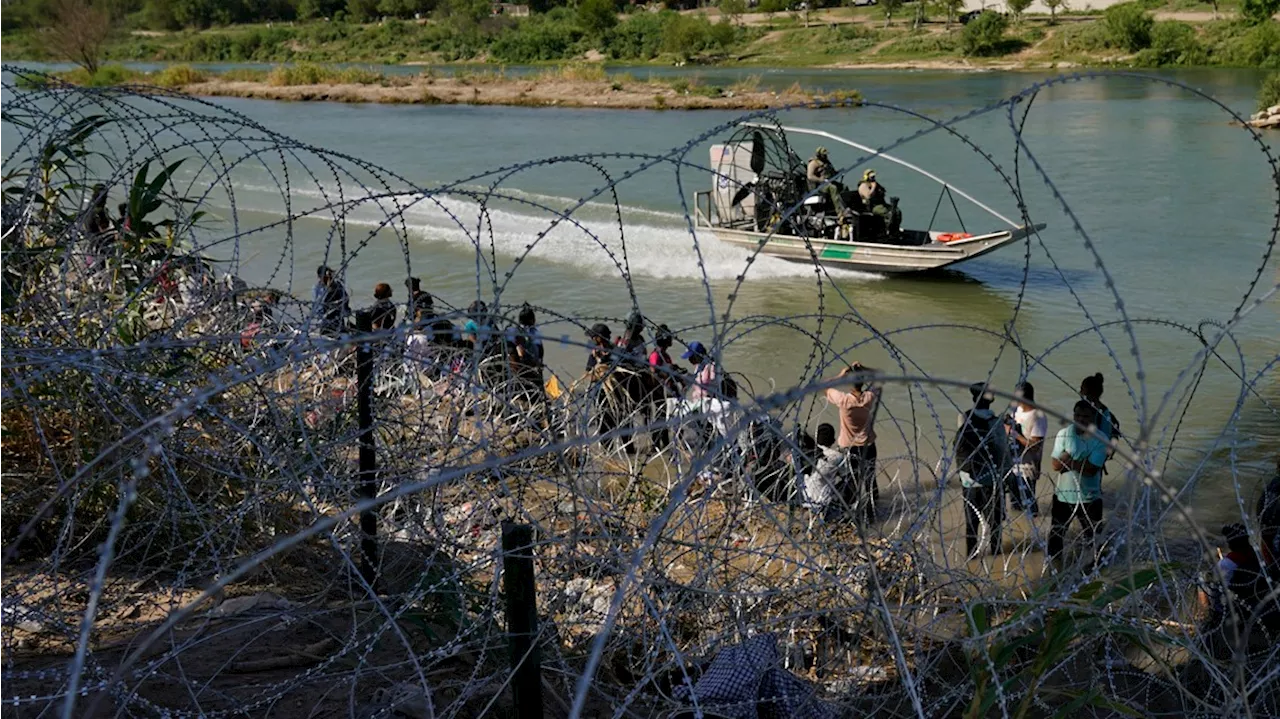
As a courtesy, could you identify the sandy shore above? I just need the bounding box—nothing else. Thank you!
[177,77,854,110]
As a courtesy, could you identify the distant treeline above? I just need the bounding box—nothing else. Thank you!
[1,0,735,30]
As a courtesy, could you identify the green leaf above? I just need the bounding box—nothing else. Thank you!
[969,602,991,636]
[1049,688,1099,718]
[1089,564,1173,608]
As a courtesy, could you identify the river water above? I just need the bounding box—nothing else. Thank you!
[5,66,1278,533]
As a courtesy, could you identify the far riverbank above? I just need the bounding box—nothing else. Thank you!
[35,63,861,110]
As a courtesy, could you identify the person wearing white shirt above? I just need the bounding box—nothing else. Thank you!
[1009,381,1047,516]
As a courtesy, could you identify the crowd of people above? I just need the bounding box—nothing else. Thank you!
[303,265,1279,641]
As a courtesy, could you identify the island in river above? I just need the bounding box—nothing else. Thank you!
[40,64,861,110]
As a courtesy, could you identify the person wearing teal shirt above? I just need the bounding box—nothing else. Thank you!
[1048,400,1109,565]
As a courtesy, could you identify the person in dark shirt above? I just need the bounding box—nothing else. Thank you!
[585,323,613,373]
[509,303,545,392]
[314,265,350,337]
[615,311,647,364]
[405,277,434,319]
[371,283,396,331]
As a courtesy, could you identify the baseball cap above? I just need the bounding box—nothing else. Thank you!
[969,382,994,403]
[681,341,707,360]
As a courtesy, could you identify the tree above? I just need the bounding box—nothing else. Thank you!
[578,0,618,35]
[720,0,747,23]
[1241,0,1280,25]
[959,9,1007,55]
[880,0,903,27]
[297,0,347,19]
[1005,0,1032,23]
[911,0,928,29]
[1043,0,1066,23]
[937,0,963,28]
[48,0,112,74]
[347,0,380,21]
[142,0,181,29]
[1103,2,1152,51]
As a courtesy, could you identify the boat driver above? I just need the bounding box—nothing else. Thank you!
[806,146,849,218]
[857,169,902,235]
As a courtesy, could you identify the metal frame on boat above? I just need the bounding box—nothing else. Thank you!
[694,122,1044,274]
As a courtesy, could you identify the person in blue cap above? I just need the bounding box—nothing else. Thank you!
[682,341,717,402]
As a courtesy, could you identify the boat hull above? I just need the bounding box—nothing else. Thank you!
[706,225,1041,274]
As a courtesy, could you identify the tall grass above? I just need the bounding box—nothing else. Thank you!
[537,63,608,83]
[151,64,207,88]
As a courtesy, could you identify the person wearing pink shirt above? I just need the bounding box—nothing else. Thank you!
[824,362,881,521]
[683,341,717,402]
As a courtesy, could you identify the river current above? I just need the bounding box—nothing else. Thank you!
[5,65,1278,531]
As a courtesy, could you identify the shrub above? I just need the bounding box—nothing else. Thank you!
[152,63,207,87]
[577,0,618,35]
[266,62,330,86]
[662,14,714,59]
[1214,21,1280,68]
[1259,71,1280,111]
[1103,3,1154,52]
[960,11,1009,56]
[606,10,670,59]
[1241,0,1280,25]
[880,29,961,56]
[59,64,143,87]
[1135,21,1205,65]
[490,15,584,62]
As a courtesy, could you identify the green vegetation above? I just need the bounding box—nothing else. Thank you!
[1104,2,1155,51]
[1260,71,1280,110]
[959,10,1010,56]
[2,0,1278,72]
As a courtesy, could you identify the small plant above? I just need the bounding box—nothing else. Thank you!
[963,564,1175,719]
[730,74,762,93]
[652,94,667,109]
[670,77,691,93]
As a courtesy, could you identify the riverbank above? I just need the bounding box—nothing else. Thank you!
[40,64,858,110]
[5,4,1279,72]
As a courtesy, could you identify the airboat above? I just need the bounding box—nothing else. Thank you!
[694,123,1045,274]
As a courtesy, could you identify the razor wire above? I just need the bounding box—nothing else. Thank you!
[2,68,1279,719]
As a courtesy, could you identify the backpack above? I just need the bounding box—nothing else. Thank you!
[957,412,999,484]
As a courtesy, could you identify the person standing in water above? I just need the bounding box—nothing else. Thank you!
[314,265,350,338]
[1009,381,1047,516]
[824,362,881,522]
[1080,373,1122,465]
[1047,400,1109,568]
[955,382,1012,559]
[370,283,396,331]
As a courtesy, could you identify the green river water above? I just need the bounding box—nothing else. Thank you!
[6,65,1278,534]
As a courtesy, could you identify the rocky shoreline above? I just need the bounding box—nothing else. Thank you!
[1248,104,1280,130]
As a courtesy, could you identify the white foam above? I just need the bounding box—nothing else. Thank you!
[206,180,879,283]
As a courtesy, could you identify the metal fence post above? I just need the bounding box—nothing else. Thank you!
[502,522,543,719]
[355,310,378,588]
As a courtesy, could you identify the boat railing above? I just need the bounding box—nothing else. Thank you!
[694,189,758,231]
[744,123,1020,230]
[694,190,713,228]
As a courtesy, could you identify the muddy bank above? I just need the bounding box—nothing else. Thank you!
[176,77,856,110]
